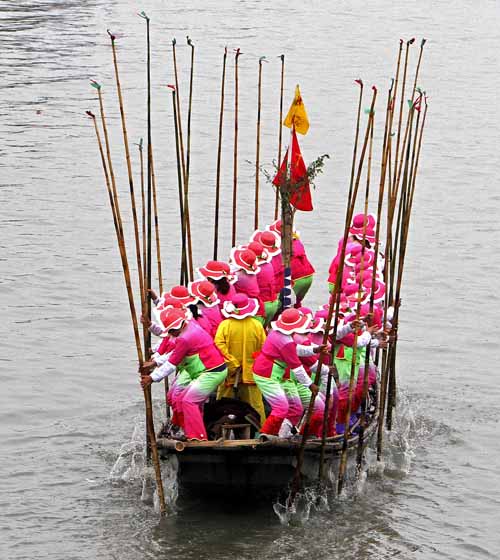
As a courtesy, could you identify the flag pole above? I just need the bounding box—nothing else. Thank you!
[213,47,227,260]
[274,54,285,220]
[254,56,266,230]
[232,48,242,247]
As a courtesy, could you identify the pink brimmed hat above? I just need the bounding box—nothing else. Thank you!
[159,285,196,307]
[197,260,233,281]
[307,314,325,333]
[298,306,314,320]
[230,247,260,274]
[156,295,185,312]
[222,293,259,319]
[267,219,282,234]
[344,243,363,267]
[352,250,376,272]
[350,213,376,237]
[247,241,270,264]
[363,278,386,304]
[188,280,220,307]
[251,230,281,256]
[271,308,311,335]
[158,307,191,337]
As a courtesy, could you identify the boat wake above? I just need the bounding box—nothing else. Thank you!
[108,409,179,514]
[273,389,423,526]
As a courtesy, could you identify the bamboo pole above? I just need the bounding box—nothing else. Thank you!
[136,138,148,344]
[355,81,392,472]
[213,47,227,260]
[150,145,163,293]
[172,38,193,279]
[254,56,266,230]
[88,79,166,517]
[317,79,365,483]
[168,85,188,284]
[274,54,285,220]
[107,31,144,303]
[138,12,167,515]
[337,104,375,495]
[232,48,242,247]
[289,87,377,503]
[184,36,195,281]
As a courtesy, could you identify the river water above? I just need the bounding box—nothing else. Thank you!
[1,1,499,559]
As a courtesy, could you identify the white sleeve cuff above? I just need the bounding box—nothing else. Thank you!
[336,322,353,339]
[357,331,372,347]
[296,344,316,357]
[150,360,176,382]
[292,365,313,387]
[153,351,172,366]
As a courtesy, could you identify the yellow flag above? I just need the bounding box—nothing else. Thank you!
[283,84,309,135]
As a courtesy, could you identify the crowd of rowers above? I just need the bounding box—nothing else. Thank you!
[140,214,393,442]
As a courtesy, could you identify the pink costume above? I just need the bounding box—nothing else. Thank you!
[151,321,227,440]
[253,331,324,436]
[271,253,285,296]
[234,269,265,318]
[255,261,276,303]
[200,304,223,337]
[291,238,315,281]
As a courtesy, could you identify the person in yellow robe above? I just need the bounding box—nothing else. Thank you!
[215,293,267,424]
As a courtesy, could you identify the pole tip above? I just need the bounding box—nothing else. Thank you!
[372,85,377,92]
[421,38,427,47]
[85,110,95,118]
[408,37,416,45]
[234,47,242,57]
[355,78,363,87]
[137,10,149,21]
[90,79,101,90]
[106,29,116,41]
[399,38,404,45]
[280,54,285,61]
[224,45,228,55]
[167,84,176,91]
[187,35,193,46]
[172,37,176,46]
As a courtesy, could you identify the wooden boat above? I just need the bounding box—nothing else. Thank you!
[157,391,378,499]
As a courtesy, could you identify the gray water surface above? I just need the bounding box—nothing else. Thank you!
[1,1,499,559]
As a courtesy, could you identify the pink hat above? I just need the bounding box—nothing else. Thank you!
[344,244,363,267]
[271,308,311,335]
[251,230,281,256]
[353,250,376,272]
[230,247,260,274]
[247,241,270,264]
[350,213,376,237]
[307,314,325,333]
[222,293,259,319]
[158,307,191,337]
[188,280,220,307]
[267,219,282,234]
[161,285,196,307]
[298,306,314,320]
[197,260,232,281]
[156,295,185,312]
[363,278,386,303]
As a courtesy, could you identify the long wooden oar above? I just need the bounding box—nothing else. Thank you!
[254,56,266,229]
[317,78,364,483]
[232,48,242,247]
[107,31,144,302]
[213,47,227,260]
[290,86,377,504]
[274,54,285,220]
[337,104,375,495]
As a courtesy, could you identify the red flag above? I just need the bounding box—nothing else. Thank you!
[290,128,313,211]
[272,147,289,188]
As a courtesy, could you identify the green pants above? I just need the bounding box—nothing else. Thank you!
[293,275,313,303]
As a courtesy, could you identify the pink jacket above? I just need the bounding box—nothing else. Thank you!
[216,284,237,307]
[291,238,315,280]
[255,261,277,303]
[271,253,284,295]
[169,320,225,372]
[253,330,302,378]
